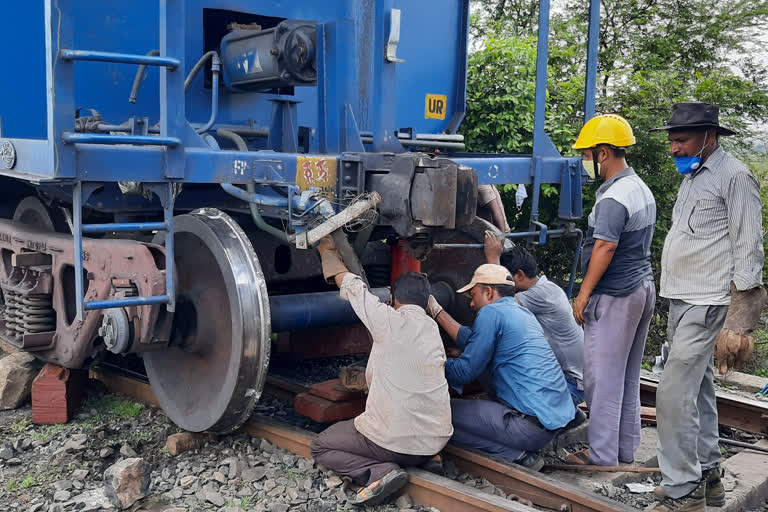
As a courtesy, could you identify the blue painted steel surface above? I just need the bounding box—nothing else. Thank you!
[62,133,181,146]
[59,49,180,69]
[0,3,46,140]
[1,1,469,141]
[0,0,598,190]
[0,0,601,312]
[85,295,173,311]
[81,222,168,234]
[584,0,601,120]
[270,288,391,332]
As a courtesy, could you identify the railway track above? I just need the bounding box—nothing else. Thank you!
[91,366,635,512]
[639,375,768,436]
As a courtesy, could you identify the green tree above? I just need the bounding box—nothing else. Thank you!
[464,0,768,355]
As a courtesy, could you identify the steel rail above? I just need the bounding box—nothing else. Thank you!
[90,366,633,512]
[91,367,535,511]
[441,445,632,512]
[639,375,768,436]
[244,418,536,512]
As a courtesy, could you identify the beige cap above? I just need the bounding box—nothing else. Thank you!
[456,264,514,293]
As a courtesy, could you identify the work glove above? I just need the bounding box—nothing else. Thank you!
[426,295,443,319]
[715,283,767,374]
[339,365,368,393]
[316,235,348,284]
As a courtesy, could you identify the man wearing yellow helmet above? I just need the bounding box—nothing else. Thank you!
[567,115,657,467]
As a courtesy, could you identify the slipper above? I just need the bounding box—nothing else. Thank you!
[351,468,409,506]
[564,449,594,465]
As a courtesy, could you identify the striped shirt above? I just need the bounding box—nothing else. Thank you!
[583,168,657,296]
[660,146,764,305]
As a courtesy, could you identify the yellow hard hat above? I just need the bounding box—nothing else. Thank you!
[572,114,636,149]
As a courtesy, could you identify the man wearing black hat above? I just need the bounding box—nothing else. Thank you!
[648,102,765,512]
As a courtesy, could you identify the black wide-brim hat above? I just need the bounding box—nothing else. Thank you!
[650,102,736,136]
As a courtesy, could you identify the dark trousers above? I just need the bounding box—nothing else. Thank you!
[310,420,432,486]
[450,398,558,463]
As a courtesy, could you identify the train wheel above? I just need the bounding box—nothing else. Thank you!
[144,208,271,433]
[421,217,501,325]
[13,196,60,232]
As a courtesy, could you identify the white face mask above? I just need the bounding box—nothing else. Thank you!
[582,158,600,180]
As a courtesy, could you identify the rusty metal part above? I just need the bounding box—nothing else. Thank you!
[143,209,271,434]
[717,438,768,454]
[639,375,768,436]
[542,465,660,473]
[245,417,536,512]
[92,365,631,512]
[442,445,633,512]
[89,368,536,511]
[264,375,309,402]
[89,366,160,408]
[0,218,167,367]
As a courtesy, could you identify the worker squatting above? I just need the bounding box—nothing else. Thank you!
[309,102,764,512]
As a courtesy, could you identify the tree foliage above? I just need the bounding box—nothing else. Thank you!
[463,0,768,354]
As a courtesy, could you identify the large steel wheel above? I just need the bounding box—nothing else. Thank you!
[421,217,502,325]
[144,208,271,433]
[13,196,60,232]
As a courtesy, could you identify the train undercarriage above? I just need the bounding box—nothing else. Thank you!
[0,182,492,434]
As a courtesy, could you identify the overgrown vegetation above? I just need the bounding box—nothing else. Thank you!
[464,0,768,366]
[9,418,31,435]
[92,395,144,419]
[5,467,62,495]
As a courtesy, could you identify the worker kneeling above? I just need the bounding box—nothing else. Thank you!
[428,264,578,469]
[310,235,453,506]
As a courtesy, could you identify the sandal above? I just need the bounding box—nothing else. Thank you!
[351,468,409,506]
[564,449,595,465]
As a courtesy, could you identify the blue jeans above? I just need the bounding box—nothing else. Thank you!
[565,375,585,406]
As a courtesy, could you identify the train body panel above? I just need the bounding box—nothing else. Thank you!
[0,1,467,144]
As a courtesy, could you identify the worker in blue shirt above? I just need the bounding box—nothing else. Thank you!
[427,264,579,469]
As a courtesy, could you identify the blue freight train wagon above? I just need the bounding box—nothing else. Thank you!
[0,0,598,432]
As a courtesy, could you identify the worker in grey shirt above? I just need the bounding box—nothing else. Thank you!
[648,103,765,512]
[570,114,657,467]
[484,234,585,405]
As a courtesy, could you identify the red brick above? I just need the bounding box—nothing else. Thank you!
[165,432,212,456]
[31,364,86,424]
[309,379,365,403]
[294,392,366,423]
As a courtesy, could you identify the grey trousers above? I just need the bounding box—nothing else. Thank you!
[310,419,431,486]
[450,398,559,463]
[657,300,727,498]
[583,280,655,466]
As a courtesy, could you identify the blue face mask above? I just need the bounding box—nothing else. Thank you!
[673,140,709,175]
[673,156,702,175]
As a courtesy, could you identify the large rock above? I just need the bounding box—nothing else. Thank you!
[103,458,151,509]
[0,352,39,409]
